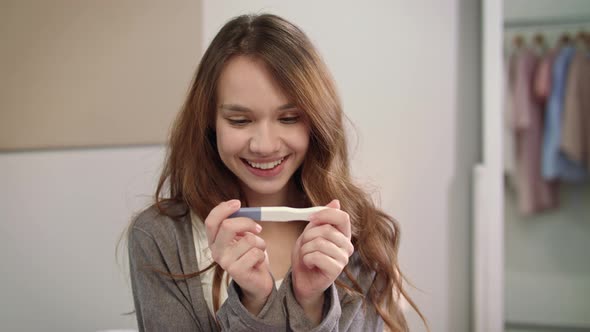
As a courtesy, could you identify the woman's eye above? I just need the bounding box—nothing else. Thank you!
[280,116,300,124]
[227,118,250,126]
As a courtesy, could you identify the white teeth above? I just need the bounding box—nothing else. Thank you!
[247,157,285,170]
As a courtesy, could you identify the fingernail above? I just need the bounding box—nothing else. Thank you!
[255,224,262,232]
[308,214,317,223]
[229,199,240,208]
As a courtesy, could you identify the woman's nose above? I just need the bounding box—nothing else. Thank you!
[249,123,280,155]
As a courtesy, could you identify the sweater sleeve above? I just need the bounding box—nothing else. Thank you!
[217,263,384,331]
[283,272,341,331]
[128,225,203,332]
[216,278,287,331]
[282,261,384,331]
[214,271,345,331]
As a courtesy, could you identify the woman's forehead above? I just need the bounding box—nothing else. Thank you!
[217,55,293,114]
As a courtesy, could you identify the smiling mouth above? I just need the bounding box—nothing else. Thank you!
[242,156,287,170]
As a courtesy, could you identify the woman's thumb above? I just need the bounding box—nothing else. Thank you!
[326,199,340,210]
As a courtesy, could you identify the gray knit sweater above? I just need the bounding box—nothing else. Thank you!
[128,204,384,331]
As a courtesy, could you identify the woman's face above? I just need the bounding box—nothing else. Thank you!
[215,55,309,205]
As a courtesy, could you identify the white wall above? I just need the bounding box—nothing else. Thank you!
[503,0,590,53]
[504,0,590,21]
[0,146,164,331]
[0,1,199,331]
[0,1,481,331]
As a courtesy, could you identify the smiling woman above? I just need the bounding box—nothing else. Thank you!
[126,13,428,332]
[216,56,310,205]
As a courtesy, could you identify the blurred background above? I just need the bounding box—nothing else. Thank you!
[0,0,588,331]
[502,1,590,331]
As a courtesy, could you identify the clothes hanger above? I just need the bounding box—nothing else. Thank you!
[558,32,572,46]
[575,30,589,49]
[512,34,525,50]
[533,33,547,53]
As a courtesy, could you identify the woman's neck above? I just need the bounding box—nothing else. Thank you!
[240,181,308,280]
[242,181,306,208]
[242,180,307,235]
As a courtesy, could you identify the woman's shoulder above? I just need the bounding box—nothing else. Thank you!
[130,200,191,241]
[128,201,198,272]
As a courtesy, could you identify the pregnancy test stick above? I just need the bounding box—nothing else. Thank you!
[229,206,327,222]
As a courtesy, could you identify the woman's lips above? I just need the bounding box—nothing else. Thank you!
[241,155,289,177]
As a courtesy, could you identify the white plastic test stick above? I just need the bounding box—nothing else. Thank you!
[229,206,327,222]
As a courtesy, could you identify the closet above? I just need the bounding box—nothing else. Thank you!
[503,10,590,331]
[475,1,590,331]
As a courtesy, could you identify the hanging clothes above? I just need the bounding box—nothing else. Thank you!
[581,51,590,171]
[561,49,590,171]
[534,47,560,103]
[541,45,588,182]
[504,56,517,183]
[509,47,558,215]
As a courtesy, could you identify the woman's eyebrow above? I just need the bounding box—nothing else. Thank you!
[219,104,251,113]
[277,103,297,111]
[219,103,298,112]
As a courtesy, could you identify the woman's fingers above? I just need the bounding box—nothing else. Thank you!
[308,203,351,239]
[204,200,266,270]
[325,199,340,210]
[217,232,266,269]
[300,224,354,257]
[300,236,351,263]
[205,199,241,245]
[227,247,267,276]
[296,200,354,275]
[302,251,343,277]
[210,220,263,263]
[203,201,274,302]
[214,217,262,247]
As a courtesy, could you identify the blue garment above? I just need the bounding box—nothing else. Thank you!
[542,46,588,181]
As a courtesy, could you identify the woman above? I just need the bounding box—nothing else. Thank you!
[128,13,426,331]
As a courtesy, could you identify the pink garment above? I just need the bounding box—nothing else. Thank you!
[510,47,558,215]
[580,52,590,172]
[533,47,559,103]
[561,50,590,171]
[504,56,516,179]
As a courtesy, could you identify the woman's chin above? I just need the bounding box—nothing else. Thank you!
[239,181,291,204]
[247,186,285,197]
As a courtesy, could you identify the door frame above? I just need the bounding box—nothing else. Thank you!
[473,0,504,331]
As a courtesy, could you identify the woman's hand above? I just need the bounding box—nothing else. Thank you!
[205,199,273,314]
[291,199,354,323]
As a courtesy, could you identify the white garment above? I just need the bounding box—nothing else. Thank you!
[190,211,283,314]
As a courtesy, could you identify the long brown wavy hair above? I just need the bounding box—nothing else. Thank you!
[152,13,427,331]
